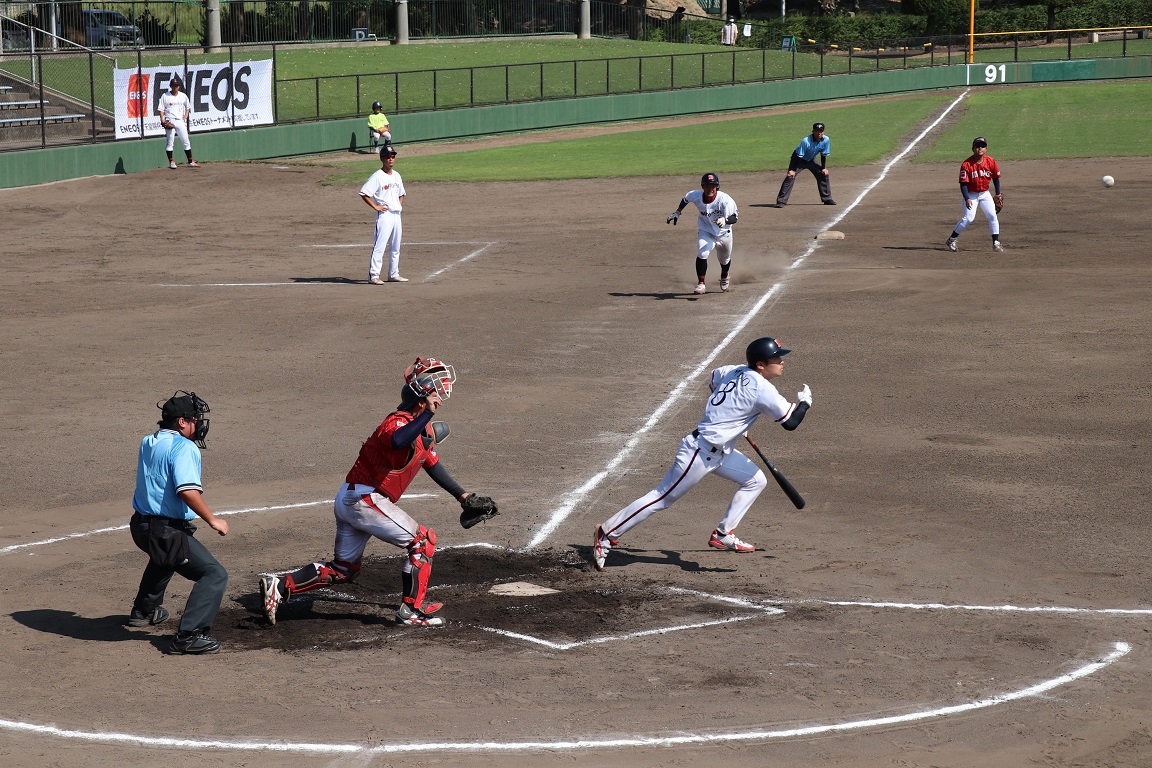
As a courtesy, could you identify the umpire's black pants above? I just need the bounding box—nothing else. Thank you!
[776,152,833,205]
[130,513,229,634]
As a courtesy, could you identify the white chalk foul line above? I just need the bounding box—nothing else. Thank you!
[0,494,440,556]
[525,91,971,552]
[786,598,1152,617]
[0,642,1130,754]
[424,241,495,280]
[303,241,493,248]
[475,585,785,650]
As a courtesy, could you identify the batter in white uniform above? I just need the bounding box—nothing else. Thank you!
[158,76,198,169]
[667,172,739,295]
[592,337,813,571]
[359,143,407,285]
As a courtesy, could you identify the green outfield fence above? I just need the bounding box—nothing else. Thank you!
[3,23,1151,154]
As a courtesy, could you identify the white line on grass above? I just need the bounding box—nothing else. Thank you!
[0,642,1129,754]
[525,90,971,551]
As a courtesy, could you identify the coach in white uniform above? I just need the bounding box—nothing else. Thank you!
[592,337,812,571]
[158,76,198,169]
[359,142,407,284]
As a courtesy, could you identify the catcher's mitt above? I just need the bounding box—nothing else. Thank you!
[993,193,1004,213]
[460,494,499,529]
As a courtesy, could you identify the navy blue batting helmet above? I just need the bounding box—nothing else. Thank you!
[701,172,720,187]
[746,337,791,366]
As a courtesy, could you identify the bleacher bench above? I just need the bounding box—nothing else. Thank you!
[0,113,86,127]
[1,100,47,109]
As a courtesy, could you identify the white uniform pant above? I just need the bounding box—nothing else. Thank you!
[371,129,391,145]
[369,210,403,280]
[698,230,733,264]
[332,483,420,573]
[600,433,767,540]
[953,190,999,236]
[164,119,191,152]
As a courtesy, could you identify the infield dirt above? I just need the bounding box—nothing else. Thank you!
[1,144,1149,768]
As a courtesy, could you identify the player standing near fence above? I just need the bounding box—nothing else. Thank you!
[158,76,199,170]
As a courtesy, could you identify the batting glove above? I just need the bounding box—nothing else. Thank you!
[667,211,680,225]
[797,384,812,406]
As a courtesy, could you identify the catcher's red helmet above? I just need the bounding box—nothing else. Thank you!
[404,357,456,400]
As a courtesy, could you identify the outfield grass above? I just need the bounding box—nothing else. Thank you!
[321,80,1152,184]
[913,81,1152,162]
[324,96,952,184]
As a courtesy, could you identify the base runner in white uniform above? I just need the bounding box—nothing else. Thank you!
[667,172,739,295]
[359,143,407,285]
[592,337,813,571]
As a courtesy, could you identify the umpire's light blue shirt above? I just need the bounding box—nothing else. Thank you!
[794,134,831,162]
[132,429,203,520]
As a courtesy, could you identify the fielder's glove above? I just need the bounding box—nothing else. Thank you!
[797,384,813,406]
[161,120,175,129]
[460,494,499,529]
[993,193,1004,214]
[667,211,680,225]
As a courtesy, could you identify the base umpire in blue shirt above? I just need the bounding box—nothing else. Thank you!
[127,391,230,654]
[774,122,836,207]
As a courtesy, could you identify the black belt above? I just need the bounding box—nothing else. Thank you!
[691,430,718,452]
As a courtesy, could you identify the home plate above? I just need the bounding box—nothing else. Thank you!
[816,230,845,240]
[489,581,560,596]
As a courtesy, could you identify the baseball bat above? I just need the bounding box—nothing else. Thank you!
[744,434,806,510]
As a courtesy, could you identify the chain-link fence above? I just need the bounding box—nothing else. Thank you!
[4,21,1151,151]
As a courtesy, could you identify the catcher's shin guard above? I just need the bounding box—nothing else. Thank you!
[285,559,361,594]
[403,526,437,611]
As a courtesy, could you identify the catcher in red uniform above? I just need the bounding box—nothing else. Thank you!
[260,356,498,628]
[945,136,1004,253]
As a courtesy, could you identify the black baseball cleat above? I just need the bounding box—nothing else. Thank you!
[823,199,837,205]
[170,631,222,654]
[127,606,170,627]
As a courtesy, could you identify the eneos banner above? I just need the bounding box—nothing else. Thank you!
[114,60,274,139]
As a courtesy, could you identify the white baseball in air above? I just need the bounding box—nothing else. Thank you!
[1101,175,1115,188]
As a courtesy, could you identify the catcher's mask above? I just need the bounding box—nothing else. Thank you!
[404,357,456,401]
[158,390,211,448]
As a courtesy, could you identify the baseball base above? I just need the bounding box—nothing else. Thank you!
[816,230,845,240]
[1101,175,1115,188]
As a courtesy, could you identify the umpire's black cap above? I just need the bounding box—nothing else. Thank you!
[812,122,825,132]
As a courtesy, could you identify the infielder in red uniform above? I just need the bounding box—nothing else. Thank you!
[260,357,495,627]
[946,136,1004,253]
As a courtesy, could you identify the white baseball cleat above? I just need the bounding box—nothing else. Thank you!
[369,276,385,285]
[720,278,731,292]
[592,526,612,571]
[946,237,958,252]
[387,275,409,282]
[993,241,1004,252]
[693,282,706,295]
[708,528,755,553]
[396,603,444,627]
[260,575,283,625]
[168,161,178,170]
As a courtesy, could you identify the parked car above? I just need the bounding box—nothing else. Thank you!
[82,9,143,48]
[1,18,32,51]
